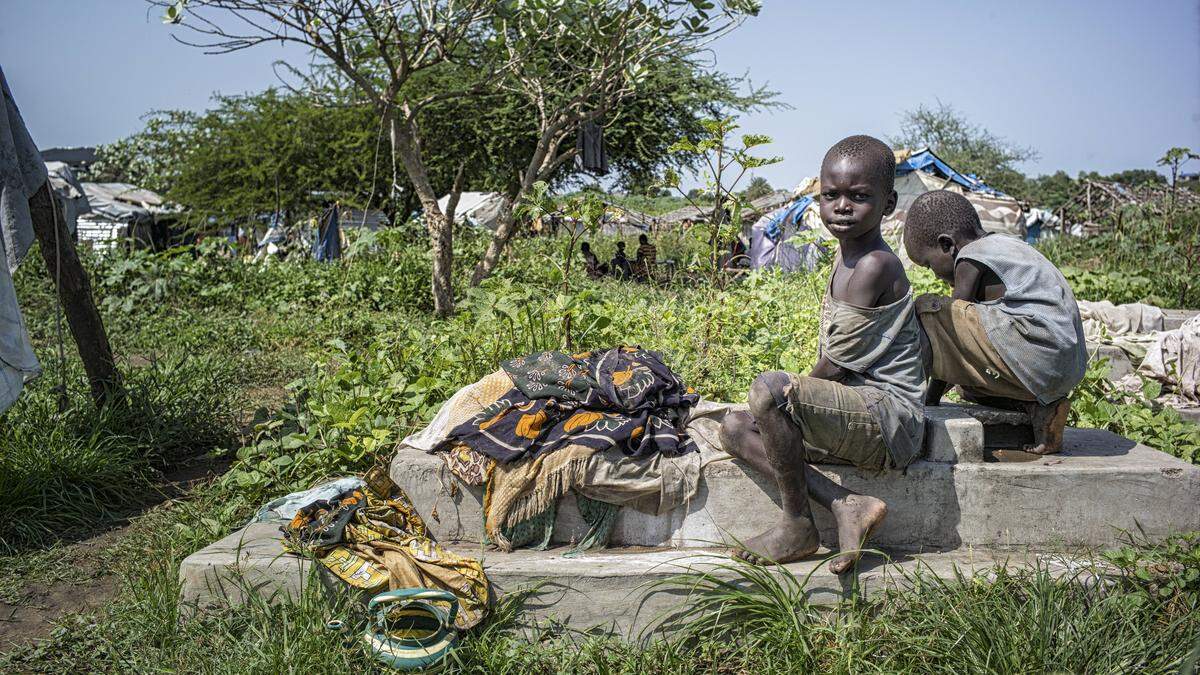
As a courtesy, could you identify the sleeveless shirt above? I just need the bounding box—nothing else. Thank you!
[820,267,927,469]
[956,235,1087,404]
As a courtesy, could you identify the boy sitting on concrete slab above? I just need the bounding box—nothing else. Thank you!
[719,135,927,573]
[903,190,1087,455]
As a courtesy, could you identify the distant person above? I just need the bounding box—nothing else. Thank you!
[904,190,1087,455]
[580,241,608,279]
[610,241,633,279]
[635,233,657,279]
[718,238,749,270]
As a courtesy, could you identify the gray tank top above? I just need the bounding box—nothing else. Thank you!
[957,235,1087,404]
[821,272,927,469]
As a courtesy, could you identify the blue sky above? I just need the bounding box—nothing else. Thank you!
[2,1,1198,187]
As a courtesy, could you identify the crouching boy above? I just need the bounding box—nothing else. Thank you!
[719,136,927,574]
[903,190,1087,454]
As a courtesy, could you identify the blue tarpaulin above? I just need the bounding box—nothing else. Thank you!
[764,195,813,242]
[895,149,1006,197]
[313,204,341,261]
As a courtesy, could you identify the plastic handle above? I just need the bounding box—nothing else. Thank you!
[367,588,459,628]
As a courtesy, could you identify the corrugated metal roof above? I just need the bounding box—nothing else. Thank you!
[340,208,389,229]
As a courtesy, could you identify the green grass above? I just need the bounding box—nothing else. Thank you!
[2,501,1196,673]
[0,357,239,551]
[2,220,1199,670]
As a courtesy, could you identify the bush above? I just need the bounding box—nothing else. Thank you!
[1039,206,1200,308]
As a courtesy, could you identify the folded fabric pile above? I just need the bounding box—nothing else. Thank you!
[447,347,700,462]
[1076,301,1200,408]
[1079,300,1165,361]
[403,346,722,552]
[280,467,490,629]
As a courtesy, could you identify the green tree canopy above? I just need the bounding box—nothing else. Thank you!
[891,102,1037,197]
[742,176,773,201]
[93,56,771,229]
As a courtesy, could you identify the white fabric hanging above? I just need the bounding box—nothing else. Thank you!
[0,65,46,413]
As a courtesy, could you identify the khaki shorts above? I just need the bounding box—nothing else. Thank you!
[781,374,888,470]
[915,294,1034,402]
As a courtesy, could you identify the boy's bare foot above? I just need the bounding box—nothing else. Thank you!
[828,495,888,574]
[1024,398,1070,455]
[733,518,820,566]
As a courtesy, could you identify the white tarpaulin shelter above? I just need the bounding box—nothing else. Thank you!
[44,161,88,235]
[438,191,507,230]
[77,182,174,251]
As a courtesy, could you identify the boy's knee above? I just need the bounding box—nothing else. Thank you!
[748,371,790,418]
[718,410,753,447]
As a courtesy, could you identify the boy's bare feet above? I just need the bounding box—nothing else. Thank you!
[1024,398,1070,455]
[733,517,820,566]
[828,495,888,574]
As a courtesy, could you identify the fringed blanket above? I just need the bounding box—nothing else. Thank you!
[443,347,700,464]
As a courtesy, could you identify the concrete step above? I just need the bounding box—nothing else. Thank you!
[1092,343,1136,379]
[178,523,1074,636]
[1163,309,1199,331]
[392,425,1200,553]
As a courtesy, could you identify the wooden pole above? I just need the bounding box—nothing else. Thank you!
[27,181,123,406]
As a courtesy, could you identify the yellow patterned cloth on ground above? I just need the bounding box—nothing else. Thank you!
[282,467,491,629]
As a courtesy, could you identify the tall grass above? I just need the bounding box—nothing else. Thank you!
[0,356,237,551]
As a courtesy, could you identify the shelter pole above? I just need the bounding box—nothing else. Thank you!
[28,182,123,406]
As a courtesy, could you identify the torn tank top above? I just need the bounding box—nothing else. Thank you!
[820,265,927,468]
[956,235,1087,404]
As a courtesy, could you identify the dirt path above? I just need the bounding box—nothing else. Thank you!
[0,454,231,650]
[0,527,125,647]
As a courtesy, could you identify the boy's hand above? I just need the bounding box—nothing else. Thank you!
[808,355,847,382]
[925,379,949,406]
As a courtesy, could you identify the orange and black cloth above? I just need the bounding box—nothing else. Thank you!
[442,347,699,464]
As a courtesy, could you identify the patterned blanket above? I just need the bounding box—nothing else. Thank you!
[281,467,491,629]
[443,347,700,464]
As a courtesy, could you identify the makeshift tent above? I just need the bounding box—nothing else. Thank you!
[340,207,389,230]
[44,161,88,235]
[77,182,176,251]
[437,192,507,230]
[659,203,707,225]
[889,149,1025,237]
[749,195,825,272]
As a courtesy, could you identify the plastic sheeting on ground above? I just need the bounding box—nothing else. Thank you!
[1140,314,1200,405]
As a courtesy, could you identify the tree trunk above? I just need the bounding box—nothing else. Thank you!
[27,182,123,406]
[471,126,561,287]
[389,114,454,316]
[425,208,455,316]
[470,197,515,286]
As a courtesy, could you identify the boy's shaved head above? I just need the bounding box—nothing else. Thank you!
[822,135,895,193]
[904,190,982,251]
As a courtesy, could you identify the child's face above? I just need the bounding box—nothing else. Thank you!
[818,156,897,240]
[906,236,957,284]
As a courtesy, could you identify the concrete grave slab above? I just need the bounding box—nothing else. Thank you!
[179,523,1083,636]
[392,426,1200,552]
[1162,309,1199,331]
